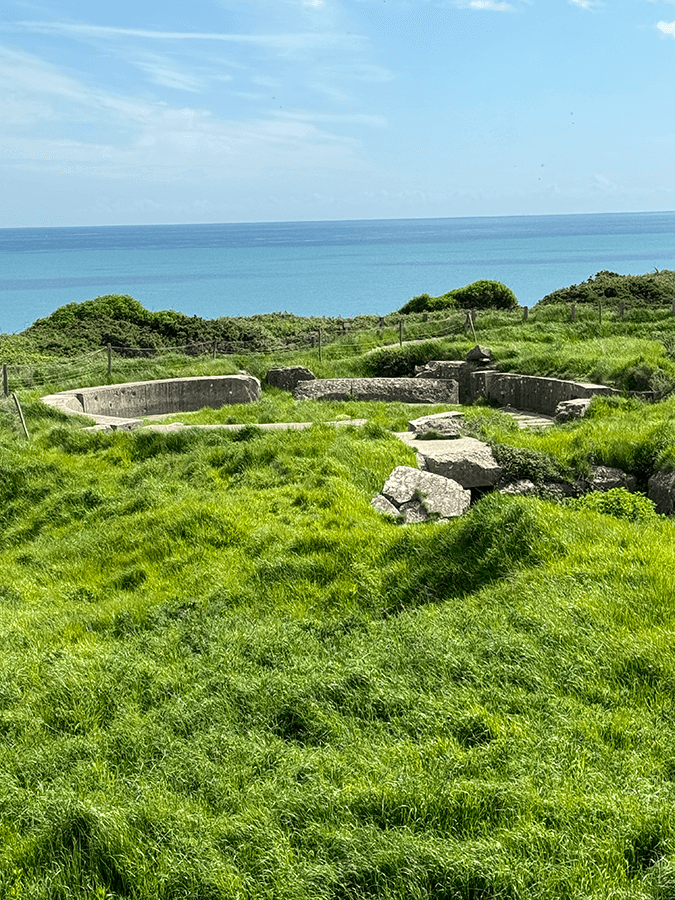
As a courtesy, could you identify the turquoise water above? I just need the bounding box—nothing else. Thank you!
[1,212,675,333]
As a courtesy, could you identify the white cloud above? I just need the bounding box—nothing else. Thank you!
[454,1,514,10]
[657,20,675,35]
[0,44,367,181]
[14,20,360,51]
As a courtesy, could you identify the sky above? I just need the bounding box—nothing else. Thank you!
[1,0,674,227]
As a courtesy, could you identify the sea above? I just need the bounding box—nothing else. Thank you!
[2,211,675,334]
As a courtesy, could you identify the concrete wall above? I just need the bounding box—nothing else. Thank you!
[468,371,618,415]
[42,374,261,426]
[294,377,459,404]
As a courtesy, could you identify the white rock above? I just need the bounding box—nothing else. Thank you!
[415,437,502,489]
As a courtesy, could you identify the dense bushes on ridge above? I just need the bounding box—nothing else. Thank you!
[398,280,519,314]
[538,269,675,308]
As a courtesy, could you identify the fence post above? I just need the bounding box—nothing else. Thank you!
[318,327,322,362]
[619,301,625,317]
[107,343,112,377]
[378,316,385,328]
[2,363,7,397]
[422,312,428,323]
[399,320,403,347]
[212,339,217,360]
[522,306,528,322]
[571,303,576,322]
[672,299,675,316]
[11,392,29,439]
[311,335,317,349]
[463,312,470,336]
[598,302,602,325]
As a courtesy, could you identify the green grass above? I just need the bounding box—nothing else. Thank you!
[2,397,675,897]
[6,302,675,896]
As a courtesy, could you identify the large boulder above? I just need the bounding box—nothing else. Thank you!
[373,465,471,522]
[415,437,502,489]
[588,465,637,493]
[266,366,315,391]
[465,345,493,363]
[555,398,592,422]
[648,472,675,515]
[407,411,464,438]
[294,378,458,404]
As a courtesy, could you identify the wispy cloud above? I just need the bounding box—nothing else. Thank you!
[131,54,207,92]
[454,1,515,9]
[657,20,675,35]
[14,20,361,50]
[569,0,599,9]
[0,43,367,180]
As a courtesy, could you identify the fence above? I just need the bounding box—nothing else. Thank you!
[5,300,640,397]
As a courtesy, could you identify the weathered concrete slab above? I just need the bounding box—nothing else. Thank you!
[415,437,502,489]
[380,465,471,519]
[555,398,592,422]
[371,493,400,518]
[143,419,368,434]
[470,372,618,416]
[407,411,464,437]
[42,375,261,426]
[293,377,458,404]
[266,366,315,391]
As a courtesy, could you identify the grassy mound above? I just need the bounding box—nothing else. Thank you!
[1,397,675,896]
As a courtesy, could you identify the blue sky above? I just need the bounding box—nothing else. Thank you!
[1,0,674,226]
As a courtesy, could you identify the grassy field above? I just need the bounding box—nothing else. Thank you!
[3,301,675,897]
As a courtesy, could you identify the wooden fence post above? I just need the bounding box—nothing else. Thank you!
[318,327,322,362]
[463,312,470,336]
[212,339,217,360]
[672,299,675,316]
[619,302,625,317]
[2,363,7,397]
[522,306,528,322]
[422,312,428,323]
[571,303,576,322]
[378,316,385,328]
[11,392,29,439]
[399,321,403,347]
[107,343,112,377]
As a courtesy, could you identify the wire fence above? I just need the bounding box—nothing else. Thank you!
[0,305,534,396]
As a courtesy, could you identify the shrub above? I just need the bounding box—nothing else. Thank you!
[538,269,675,308]
[449,279,519,310]
[567,488,658,522]
[362,340,450,377]
[398,281,517,314]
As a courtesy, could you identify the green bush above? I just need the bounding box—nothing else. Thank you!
[398,281,517,314]
[449,279,519,310]
[361,340,450,377]
[538,270,675,308]
[567,487,658,522]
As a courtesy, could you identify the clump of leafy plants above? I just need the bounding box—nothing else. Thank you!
[398,280,518,314]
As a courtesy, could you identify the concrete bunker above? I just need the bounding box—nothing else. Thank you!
[42,374,261,429]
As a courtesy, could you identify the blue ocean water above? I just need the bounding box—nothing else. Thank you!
[2,212,675,334]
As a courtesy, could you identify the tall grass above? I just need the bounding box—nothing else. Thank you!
[2,398,675,897]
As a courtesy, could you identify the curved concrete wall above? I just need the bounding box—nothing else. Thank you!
[42,374,261,427]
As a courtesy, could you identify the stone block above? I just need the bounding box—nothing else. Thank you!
[371,493,399,518]
[589,466,637,493]
[415,437,502,489]
[293,378,458,404]
[499,479,537,496]
[266,366,316,391]
[407,411,464,438]
[648,472,675,515]
[466,344,493,362]
[555,398,592,422]
[379,465,471,520]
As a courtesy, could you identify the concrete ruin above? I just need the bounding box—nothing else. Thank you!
[42,375,261,429]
